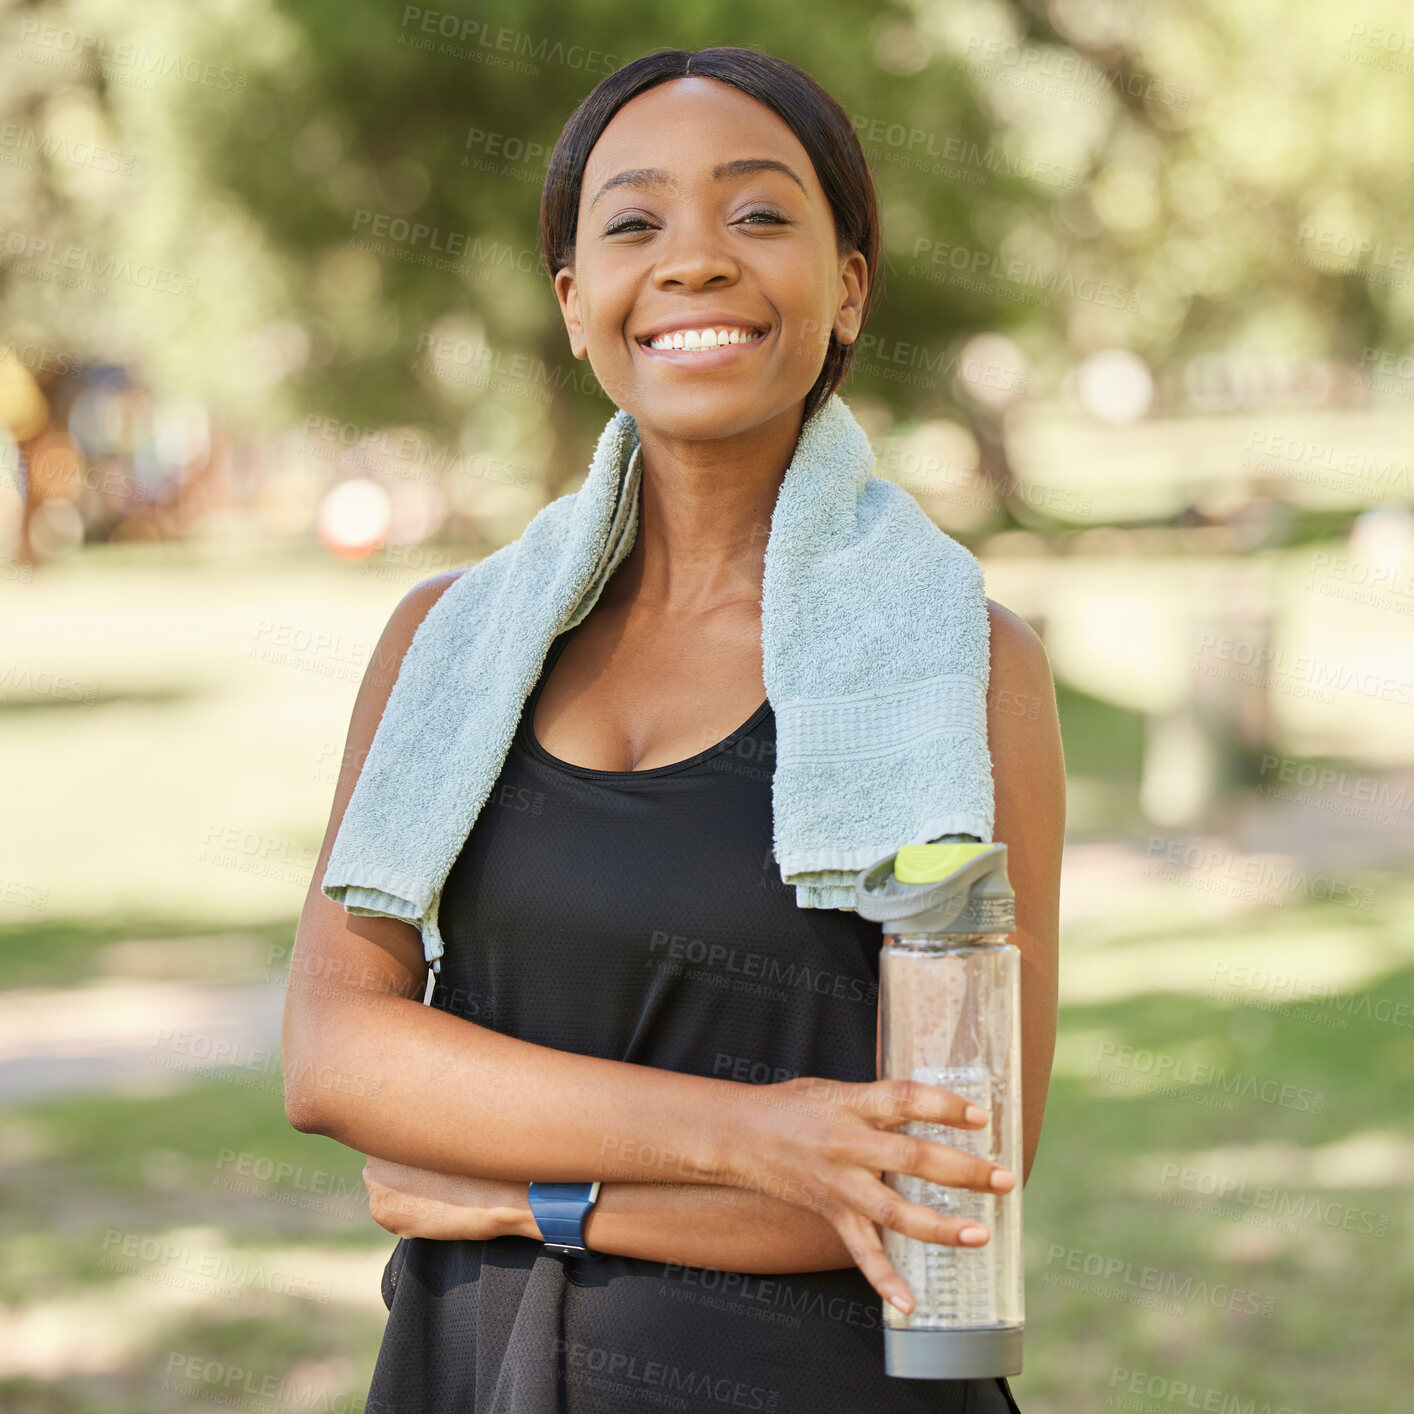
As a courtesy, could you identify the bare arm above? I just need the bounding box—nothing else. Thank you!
[283,571,751,1190]
[984,598,1064,1185]
[362,1159,856,1272]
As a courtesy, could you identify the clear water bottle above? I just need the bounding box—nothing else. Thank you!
[854,836,1023,1380]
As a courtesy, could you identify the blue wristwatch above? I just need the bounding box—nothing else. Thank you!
[527,1181,602,1259]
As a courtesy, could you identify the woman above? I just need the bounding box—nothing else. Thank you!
[284,46,1063,1413]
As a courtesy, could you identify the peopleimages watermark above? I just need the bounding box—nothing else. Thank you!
[1092,1040,1326,1114]
[198,821,316,887]
[462,126,548,183]
[0,663,98,703]
[410,330,602,401]
[1106,1365,1309,1414]
[1196,630,1414,712]
[0,554,35,584]
[0,878,49,912]
[0,120,136,176]
[1042,1244,1275,1318]
[0,338,87,378]
[1353,344,1414,401]
[1294,225,1414,290]
[150,1029,383,1101]
[348,209,544,284]
[1154,1162,1391,1238]
[1344,22,1414,76]
[871,431,1092,519]
[301,414,533,490]
[850,112,1079,190]
[212,1148,367,1216]
[847,330,1031,398]
[646,928,877,1007]
[1141,836,1375,911]
[597,1133,827,1213]
[360,543,460,590]
[711,1051,802,1087]
[1241,429,1412,495]
[910,235,1140,311]
[397,7,622,78]
[0,226,199,298]
[1207,960,1414,1034]
[1302,548,1414,619]
[12,17,247,93]
[658,1261,883,1333]
[162,1351,369,1411]
[99,1230,332,1303]
[249,617,384,685]
[269,940,496,1022]
[310,739,370,788]
[958,36,1192,110]
[556,1336,780,1412]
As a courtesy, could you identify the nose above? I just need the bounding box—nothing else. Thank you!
[650,211,740,291]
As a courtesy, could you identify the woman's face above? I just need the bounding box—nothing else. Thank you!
[554,76,868,442]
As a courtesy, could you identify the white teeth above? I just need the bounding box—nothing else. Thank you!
[646,326,764,351]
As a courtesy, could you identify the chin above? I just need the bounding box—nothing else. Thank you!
[622,390,808,443]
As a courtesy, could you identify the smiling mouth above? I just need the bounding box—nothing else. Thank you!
[636,326,769,353]
[634,331,773,367]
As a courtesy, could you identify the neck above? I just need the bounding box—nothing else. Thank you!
[615,404,805,615]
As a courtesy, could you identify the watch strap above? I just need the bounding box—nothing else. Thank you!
[527,1180,602,1259]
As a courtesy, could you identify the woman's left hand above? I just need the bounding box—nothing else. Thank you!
[362,1157,534,1242]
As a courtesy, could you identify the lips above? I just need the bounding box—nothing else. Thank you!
[634,326,773,368]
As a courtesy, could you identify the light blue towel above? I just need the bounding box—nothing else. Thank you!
[322,392,994,973]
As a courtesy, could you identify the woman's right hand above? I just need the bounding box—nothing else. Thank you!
[724,1075,1014,1314]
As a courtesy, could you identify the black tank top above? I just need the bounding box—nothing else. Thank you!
[366,629,1023,1414]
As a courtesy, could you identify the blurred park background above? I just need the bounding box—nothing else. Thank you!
[3,0,1413,1409]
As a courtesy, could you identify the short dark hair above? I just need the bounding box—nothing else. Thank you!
[539,46,883,425]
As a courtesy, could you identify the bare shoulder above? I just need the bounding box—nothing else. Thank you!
[288,566,469,1014]
[328,566,469,842]
[984,595,1065,810]
[985,597,1052,696]
[364,568,467,684]
[385,567,468,646]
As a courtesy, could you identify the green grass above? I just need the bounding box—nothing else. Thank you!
[1018,929,1414,1412]
[0,1077,390,1410]
[0,914,298,992]
[3,547,1410,1412]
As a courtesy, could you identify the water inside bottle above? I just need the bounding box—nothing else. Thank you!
[885,1064,997,1328]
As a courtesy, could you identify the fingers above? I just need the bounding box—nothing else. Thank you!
[850,1077,990,1130]
[829,1201,990,1317]
[833,1208,918,1315]
[834,1167,994,1251]
[869,1127,1013,1195]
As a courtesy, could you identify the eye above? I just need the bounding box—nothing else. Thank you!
[739,207,789,225]
[605,216,653,236]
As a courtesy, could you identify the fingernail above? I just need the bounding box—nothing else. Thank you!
[964,1105,987,1124]
[990,1167,1015,1191]
[890,1293,912,1313]
[960,1226,988,1245]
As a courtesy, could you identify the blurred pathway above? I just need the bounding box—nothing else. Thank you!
[0,977,286,1105]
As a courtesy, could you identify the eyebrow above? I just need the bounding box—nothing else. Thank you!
[588,157,808,211]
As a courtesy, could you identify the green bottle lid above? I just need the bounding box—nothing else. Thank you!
[894,841,994,884]
[855,836,1015,933]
